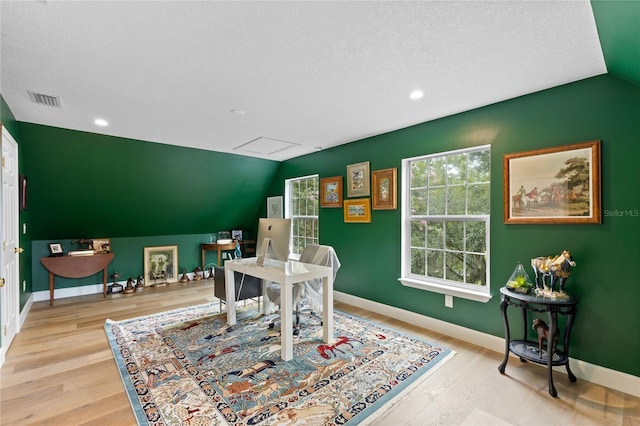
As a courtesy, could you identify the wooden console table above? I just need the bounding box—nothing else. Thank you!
[201,240,255,269]
[40,253,115,305]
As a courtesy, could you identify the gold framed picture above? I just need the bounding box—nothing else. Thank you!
[344,198,371,223]
[143,245,178,285]
[320,176,343,208]
[346,161,370,197]
[372,168,397,210]
[503,140,601,224]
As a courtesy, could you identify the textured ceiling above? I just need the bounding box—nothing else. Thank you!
[0,1,616,161]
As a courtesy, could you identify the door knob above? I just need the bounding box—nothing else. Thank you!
[15,247,24,254]
[0,277,5,288]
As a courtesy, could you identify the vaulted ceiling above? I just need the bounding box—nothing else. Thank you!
[1,1,638,161]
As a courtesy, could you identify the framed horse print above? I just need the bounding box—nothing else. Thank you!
[503,140,601,224]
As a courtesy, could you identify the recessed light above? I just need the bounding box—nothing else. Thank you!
[94,118,109,127]
[231,109,246,116]
[410,90,424,100]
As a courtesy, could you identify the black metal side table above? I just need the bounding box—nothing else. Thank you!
[498,286,577,397]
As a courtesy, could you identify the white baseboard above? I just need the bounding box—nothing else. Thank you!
[334,291,640,398]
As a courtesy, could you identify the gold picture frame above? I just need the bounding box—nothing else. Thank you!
[346,161,370,197]
[372,167,397,210]
[344,198,371,223]
[320,176,343,208]
[503,140,601,224]
[143,245,178,285]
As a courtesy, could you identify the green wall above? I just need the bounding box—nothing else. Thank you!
[273,75,640,377]
[19,124,280,294]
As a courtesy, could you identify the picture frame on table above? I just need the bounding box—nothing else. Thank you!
[372,167,397,210]
[143,245,178,285]
[267,196,283,218]
[48,243,63,257]
[346,161,370,197]
[503,140,601,224]
[344,198,371,223]
[320,176,343,208]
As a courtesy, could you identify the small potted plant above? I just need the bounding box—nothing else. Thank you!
[506,262,534,294]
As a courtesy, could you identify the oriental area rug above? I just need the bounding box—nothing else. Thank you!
[105,302,454,425]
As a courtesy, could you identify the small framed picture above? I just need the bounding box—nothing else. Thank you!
[372,168,397,210]
[143,245,178,285]
[346,161,370,197]
[49,243,63,256]
[344,198,371,223]
[267,196,283,218]
[232,230,243,241]
[320,176,343,208]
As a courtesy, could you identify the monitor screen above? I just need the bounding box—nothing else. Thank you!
[256,218,292,263]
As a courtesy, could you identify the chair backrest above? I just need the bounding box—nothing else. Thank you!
[299,245,340,279]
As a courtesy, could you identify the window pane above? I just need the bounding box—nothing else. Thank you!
[447,185,466,215]
[411,248,426,275]
[411,188,428,215]
[426,220,444,249]
[411,160,427,187]
[426,249,443,279]
[465,221,486,253]
[411,220,426,248]
[287,175,319,255]
[447,154,467,185]
[468,183,490,214]
[465,253,486,286]
[445,221,464,251]
[428,157,446,186]
[445,251,463,282]
[468,150,490,183]
[428,187,445,215]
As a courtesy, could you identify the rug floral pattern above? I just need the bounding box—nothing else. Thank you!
[105,303,454,425]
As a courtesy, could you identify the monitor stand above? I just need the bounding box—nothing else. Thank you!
[256,238,271,266]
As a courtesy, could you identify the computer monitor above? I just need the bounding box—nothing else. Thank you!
[256,218,292,265]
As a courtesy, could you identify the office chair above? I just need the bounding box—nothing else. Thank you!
[265,244,340,335]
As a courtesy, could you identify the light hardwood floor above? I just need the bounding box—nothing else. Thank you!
[1,281,638,425]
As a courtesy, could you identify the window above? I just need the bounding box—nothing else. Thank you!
[285,174,319,256]
[400,145,491,302]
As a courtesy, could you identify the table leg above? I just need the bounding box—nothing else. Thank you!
[547,310,558,397]
[323,275,334,344]
[498,296,510,374]
[49,272,55,306]
[201,248,205,271]
[102,267,108,297]
[225,268,237,326]
[564,310,577,382]
[280,282,293,361]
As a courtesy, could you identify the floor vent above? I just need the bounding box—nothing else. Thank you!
[28,90,62,108]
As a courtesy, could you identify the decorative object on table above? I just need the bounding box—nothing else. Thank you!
[346,161,370,197]
[217,230,231,241]
[193,266,203,281]
[532,318,559,358]
[105,302,454,426]
[48,243,63,257]
[143,245,178,285]
[123,277,136,294]
[231,229,243,241]
[343,198,371,223]
[135,275,145,290]
[92,238,111,253]
[531,250,576,298]
[320,176,343,207]
[503,140,601,224]
[179,268,191,283]
[266,195,283,218]
[505,261,534,294]
[372,167,397,210]
[205,265,215,280]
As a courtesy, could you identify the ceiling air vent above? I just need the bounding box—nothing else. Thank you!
[28,90,61,108]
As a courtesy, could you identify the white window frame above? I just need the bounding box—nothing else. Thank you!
[399,145,492,303]
[285,174,319,259]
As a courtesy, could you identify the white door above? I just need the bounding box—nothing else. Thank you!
[1,126,21,364]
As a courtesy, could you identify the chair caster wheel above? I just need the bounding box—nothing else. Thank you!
[293,329,299,336]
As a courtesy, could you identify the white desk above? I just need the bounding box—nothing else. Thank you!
[224,257,334,361]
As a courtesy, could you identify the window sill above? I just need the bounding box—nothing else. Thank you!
[398,277,492,303]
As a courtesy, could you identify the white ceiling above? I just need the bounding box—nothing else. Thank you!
[1,1,607,161]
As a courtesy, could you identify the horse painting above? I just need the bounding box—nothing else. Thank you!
[531,250,576,294]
